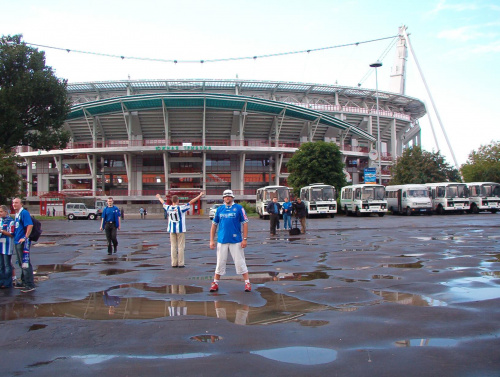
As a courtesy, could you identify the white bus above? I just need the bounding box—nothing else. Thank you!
[466,182,500,214]
[256,185,291,219]
[424,182,470,214]
[385,184,433,216]
[300,183,337,217]
[340,184,387,217]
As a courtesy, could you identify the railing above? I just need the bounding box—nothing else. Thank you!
[290,102,411,121]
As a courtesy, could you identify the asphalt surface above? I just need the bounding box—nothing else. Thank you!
[1,213,499,376]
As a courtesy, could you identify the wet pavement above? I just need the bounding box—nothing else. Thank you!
[1,214,499,376]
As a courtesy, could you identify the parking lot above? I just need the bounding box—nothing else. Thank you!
[1,213,499,376]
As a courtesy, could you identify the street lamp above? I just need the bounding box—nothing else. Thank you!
[370,61,382,184]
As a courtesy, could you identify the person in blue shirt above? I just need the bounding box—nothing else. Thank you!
[100,197,121,255]
[266,197,281,235]
[282,197,292,230]
[12,198,35,292]
[0,205,15,288]
[209,189,251,293]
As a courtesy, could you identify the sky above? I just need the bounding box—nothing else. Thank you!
[2,0,499,167]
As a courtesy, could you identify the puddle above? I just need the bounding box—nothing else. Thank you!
[299,320,329,327]
[439,276,500,303]
[100,269,136,276]
[190,335,223,343]
[395,338,458,347]
[372,275,401,280]
[381,261,424,269]
[36,264,75,273]
[247,271,329,283]
[29,324,48,331]
[251,346,337,365]
[372,290,447,307]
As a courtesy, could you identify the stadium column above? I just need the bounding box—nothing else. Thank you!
[89,154,98,195]
[163,152,169,193]
[26,157,33,197]
[391,119,397,162]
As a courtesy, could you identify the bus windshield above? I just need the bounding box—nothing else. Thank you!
[482,184,500,197]
[361,186,385,200]
[311,187,336,201]
[266,187,290,202]
[407,189,429,198]
[447,185,468,198]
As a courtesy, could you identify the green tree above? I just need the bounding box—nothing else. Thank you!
[461,141,500,182]
[287,141,346,195]
[0,149,24,203]
[391,146,461,184]
[0,34,71,150]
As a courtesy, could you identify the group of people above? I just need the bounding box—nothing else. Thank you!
[0,198,36,292]
[266,197,307,235]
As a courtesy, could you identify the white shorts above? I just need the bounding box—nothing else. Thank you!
[215,242,248,276]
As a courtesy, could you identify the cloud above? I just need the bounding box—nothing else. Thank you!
[428,0,479,15]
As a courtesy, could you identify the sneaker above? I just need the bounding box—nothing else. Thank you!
[244,282,252,292]
[21,286,36,293]
[13,281,25,289]
[209,282,219,292]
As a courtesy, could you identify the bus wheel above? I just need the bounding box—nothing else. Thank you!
[355,207,362,217]
[471,204,479,214]
[491,209,498,214]
[344,206,349,216]
[378,213,385,217]
[330,214,335,218]
[437,205,445,215]
[406,207,412,216]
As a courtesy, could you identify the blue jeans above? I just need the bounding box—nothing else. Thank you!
[283,213,292,229]
[15,242,34,288]
[0,253,12,288]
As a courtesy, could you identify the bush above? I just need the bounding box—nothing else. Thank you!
[239,201,256,214]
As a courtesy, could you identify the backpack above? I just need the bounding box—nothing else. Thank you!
[29,215,42,242]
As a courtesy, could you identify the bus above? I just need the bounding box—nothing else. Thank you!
[340,184,387,217]
[300,183,337,217]
[424,182,470,214]
[385,184,433,216]
[466,182,500,214]
[256,185,291,219]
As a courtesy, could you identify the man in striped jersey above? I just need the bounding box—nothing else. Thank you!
[156,191,204,268]
[0,205,15,288]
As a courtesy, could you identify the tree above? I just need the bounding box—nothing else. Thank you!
[287,141,346,195]
[461,141,500,182]
[0,149,24,203]
[0,34,71,150]
[390,146,461,184]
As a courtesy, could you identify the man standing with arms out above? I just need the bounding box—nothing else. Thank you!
[209,189,251,292]
[156,191,204,268]
[293,197,307,234]
[100,197,121,255]
[12,198,35,292]
[266,197,281,236]
[282,197,292,231]
[0,205,15,288]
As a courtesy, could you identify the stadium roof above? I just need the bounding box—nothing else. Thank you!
[68,92,377,142]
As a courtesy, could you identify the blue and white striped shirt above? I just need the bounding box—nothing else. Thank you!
[163,203,191,233]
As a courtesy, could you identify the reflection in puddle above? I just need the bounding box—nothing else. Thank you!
[190,335,223,343]
[381,261,424,269]
[372,275,401,280]
[36,264,74,273]
[251,346,337,365]
[29,324,48,331]
[299,320,329,327]
[100,269,136,276]
[248,271,329,283]
[439,276,500,303]
[395,338,458,347]
[372,291,447,307]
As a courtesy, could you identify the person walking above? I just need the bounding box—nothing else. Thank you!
[156,191,204,268]
[292,197,307,234]
[209,189,251,292]
[0,205,15,288]
[139,207,144,219]
[282,197,292,230]
[100,197,121,255]
[12,198,35,292]
[266,197,281,236]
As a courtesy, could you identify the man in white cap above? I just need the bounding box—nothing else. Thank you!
[209,189,251,292]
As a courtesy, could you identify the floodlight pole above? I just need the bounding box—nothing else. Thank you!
[370,61,383,184]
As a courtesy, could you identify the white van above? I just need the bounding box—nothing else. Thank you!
[65,203,99,220]
[385,184,433,216]
[466,182,500,214]
[300,183,337,217]
[424,182,470,214]
[340,184,387,217]
[256,185,291,219]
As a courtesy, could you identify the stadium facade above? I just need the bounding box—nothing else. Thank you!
[16,78,426,215]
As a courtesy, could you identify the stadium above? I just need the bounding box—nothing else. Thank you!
[16,77,426,215]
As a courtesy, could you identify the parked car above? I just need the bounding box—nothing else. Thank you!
[65,203,100,220]
[209,204,223,220]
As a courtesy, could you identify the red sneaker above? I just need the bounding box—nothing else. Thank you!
[244,282,252,292]
[209,282,219,292]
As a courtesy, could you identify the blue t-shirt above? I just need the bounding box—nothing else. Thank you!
[212,203,248,244]
[14,209,33,243]
[102,206,121,226]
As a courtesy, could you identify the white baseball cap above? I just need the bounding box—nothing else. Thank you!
[222,189,235,198]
